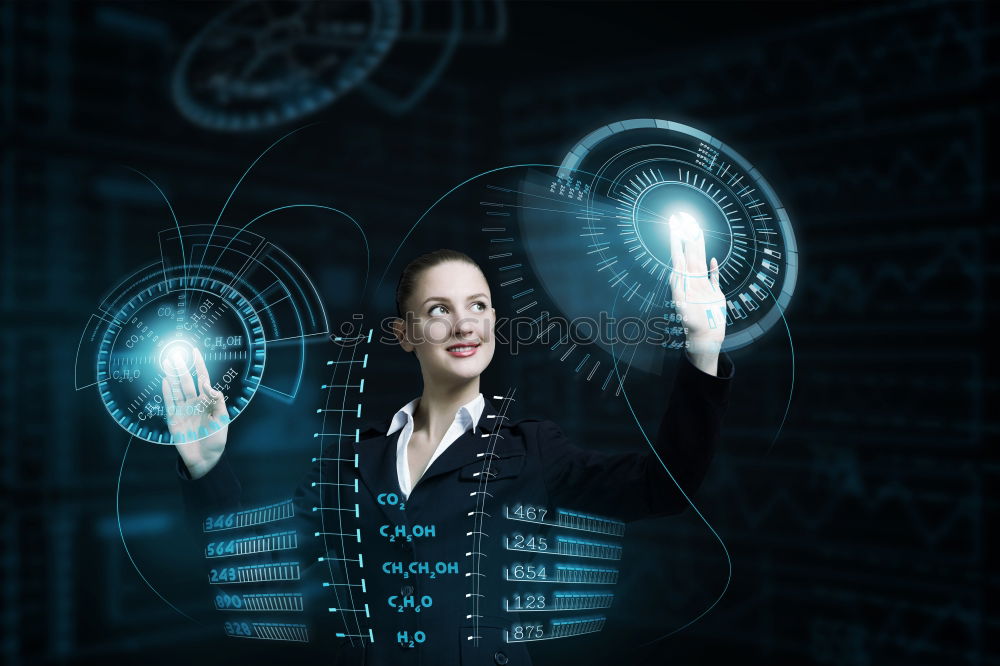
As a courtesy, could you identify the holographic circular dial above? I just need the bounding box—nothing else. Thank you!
[172,0,401,131]
[558,119,798,351]
[96,275,265,444]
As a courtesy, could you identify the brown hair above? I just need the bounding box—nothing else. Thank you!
[395,249,485,317]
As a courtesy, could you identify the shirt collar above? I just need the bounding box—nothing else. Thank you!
[386,393,485,436]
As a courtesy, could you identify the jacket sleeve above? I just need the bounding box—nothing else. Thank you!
[538,352,734,522]
[176,450,334,570]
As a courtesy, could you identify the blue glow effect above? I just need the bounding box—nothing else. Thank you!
[95,273,266,445]
[558,118,799,352]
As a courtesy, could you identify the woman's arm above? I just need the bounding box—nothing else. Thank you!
[537,351,733,522]
[164,347,229,480]
[536,209,733,519]
[175,446,341,576]
[167,349,330,568]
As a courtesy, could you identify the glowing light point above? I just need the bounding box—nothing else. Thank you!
[159,339,196,376]
[669,210,702,242]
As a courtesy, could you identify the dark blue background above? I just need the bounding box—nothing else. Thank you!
[2,1,996,664]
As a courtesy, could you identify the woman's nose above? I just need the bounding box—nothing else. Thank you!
[455,316,476,337]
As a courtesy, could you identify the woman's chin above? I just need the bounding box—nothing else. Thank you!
[446,363,487,380]
[436,353,492,381]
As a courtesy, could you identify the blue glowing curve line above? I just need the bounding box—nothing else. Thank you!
[219,204,372,300]
[334,340,365,643]
[116,436,200,624]
[318,334,356,645]
[269,243,325,332]
[336,340,365,642]
[218,204,370,404]
[763,283,796,456]
[122,166,187,285]
[196,202,368,404]
[376,163,581,294]
[332,344,364,646]
[251,251,308,404]
[194,123,321,283]
[468,387,515,647]
[313,234,372,645]
[607,283,731,647]
[361,0,462,115]
[375,160,708,292]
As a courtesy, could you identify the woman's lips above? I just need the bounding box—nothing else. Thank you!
[446,342,480,358]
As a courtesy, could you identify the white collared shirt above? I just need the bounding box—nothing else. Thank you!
[387,393,485,498]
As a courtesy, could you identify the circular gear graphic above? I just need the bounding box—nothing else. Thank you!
[96,271,265,444]
[557,119,798,351]
[172,0,401,131]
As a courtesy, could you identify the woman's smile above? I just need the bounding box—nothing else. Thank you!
[445,342,481,358]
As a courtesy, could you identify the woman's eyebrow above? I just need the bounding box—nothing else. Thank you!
[420,292,489,305]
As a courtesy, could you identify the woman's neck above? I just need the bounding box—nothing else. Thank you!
[413,376,480,437]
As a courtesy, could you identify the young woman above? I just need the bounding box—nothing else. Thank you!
[171,224,734,665]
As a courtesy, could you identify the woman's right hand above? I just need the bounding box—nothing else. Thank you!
[162,347,229,480]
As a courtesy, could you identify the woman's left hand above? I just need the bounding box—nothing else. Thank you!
[667,213,727,373]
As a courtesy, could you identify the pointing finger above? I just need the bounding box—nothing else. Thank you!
[164,358,187,402]
[668,216,686,278]
[685,223,708,276]
[175,354,197,401]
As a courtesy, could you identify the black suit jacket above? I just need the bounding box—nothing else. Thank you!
[179,353,734,665]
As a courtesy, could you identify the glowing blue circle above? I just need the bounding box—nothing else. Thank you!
[95,275,266,444]
[557,119,798,351]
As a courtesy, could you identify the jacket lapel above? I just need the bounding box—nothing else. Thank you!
[353,417,404,526]
[352,396,524,515]
[417,396,524,486]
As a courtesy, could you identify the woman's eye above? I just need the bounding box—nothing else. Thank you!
[429,305,447,315]
[471,302,486,312]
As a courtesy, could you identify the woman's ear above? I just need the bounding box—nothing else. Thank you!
[392,317,414,353]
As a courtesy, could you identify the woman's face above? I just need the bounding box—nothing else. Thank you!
[396,260,496,386]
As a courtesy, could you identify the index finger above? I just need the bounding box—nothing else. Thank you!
[684,223,708,276]
[668,217,687,277]
[163,357,188,402]
[174,352,198,400]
